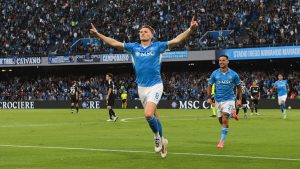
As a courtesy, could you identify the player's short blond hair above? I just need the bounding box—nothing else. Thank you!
[139,25,155,34]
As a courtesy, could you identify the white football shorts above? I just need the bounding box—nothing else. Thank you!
[215,100,235,118]
[138,83,163,108]
[278,94,287,105]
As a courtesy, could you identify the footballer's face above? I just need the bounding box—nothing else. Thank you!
[218,56,229,68]
[139,28,153,42]
[278,74,283,80]
[106,75,111,81]
[252,81,257,86]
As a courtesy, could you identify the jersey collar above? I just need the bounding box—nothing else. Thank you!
[140,42,153,49]
[219,68,230,74]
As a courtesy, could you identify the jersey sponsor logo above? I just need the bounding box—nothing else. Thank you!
[277,84,286,87]
[135,51,154,57]
[217,80,231,84]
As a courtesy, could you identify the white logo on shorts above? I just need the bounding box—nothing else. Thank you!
[155,92,159,100]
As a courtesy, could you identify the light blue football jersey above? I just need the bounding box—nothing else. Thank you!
[275,80,288,96]
[124,42,168,87]
[208,68,240,102]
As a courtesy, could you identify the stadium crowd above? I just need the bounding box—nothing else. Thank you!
[245,0,300,47]
[0,71,299,101]
[1,0,299,56]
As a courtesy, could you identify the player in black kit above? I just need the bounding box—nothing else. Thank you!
[236,80,250,118]
[106,73,118,122]
[250,80,260,115]
[70,81,79,113]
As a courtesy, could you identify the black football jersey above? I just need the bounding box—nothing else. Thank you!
[70,85,78,96]
[250,86,260,98]
[107,81,116,95]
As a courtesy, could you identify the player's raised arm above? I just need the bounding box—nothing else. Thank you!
[90,23,124,49]
[168,16,198,49]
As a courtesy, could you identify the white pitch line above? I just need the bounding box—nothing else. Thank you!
[121,117,146,122]
[0,122,97,128]
[0,144,299,162]
[120,115,213,122]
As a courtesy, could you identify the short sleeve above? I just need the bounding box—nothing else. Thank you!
[234,73,241,86]
[124,42,135,53]
[108,81,113,89]
[208,71,215,85]
[158,41,168,53]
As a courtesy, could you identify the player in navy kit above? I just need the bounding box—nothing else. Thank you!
[90,17,198,158]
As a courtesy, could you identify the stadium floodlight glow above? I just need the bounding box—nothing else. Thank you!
[1,69,6,72]
[8,69,12,72]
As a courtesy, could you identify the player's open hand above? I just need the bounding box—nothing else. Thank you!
[190,16,198,30]
[207,98,212,104]
[90,23,98,35]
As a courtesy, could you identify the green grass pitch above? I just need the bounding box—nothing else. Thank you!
[0,108,299,169]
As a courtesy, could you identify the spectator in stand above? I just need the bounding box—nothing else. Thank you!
[1,0,298,56]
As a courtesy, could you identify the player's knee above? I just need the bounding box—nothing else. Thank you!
[222,113,229,120]
[144,102,156,119]
[154,114,160,120]
[144,111,154,119]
